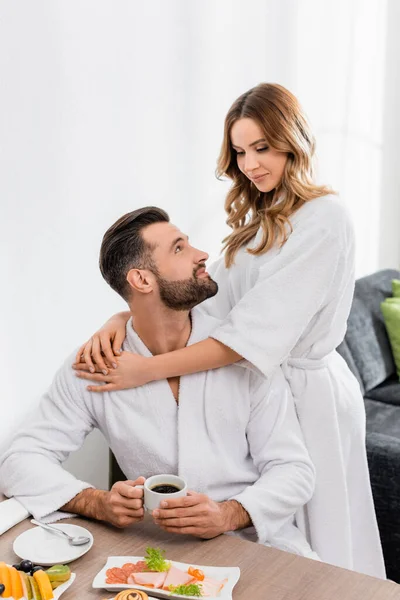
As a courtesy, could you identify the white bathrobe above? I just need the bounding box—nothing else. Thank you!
[0,309,316,557]
[200,195,385,578]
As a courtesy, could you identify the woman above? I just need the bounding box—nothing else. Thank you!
[73,84,385,577]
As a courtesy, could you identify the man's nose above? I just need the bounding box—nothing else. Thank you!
[244,152,260,172]
[195,248,209,263]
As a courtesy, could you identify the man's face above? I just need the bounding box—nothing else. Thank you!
[141,221,218,310]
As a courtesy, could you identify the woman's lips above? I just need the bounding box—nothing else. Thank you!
[251,173,268,182]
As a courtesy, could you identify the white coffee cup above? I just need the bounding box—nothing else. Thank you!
[136,474,187,513]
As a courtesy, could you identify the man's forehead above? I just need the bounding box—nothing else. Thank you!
[142,221,184,247]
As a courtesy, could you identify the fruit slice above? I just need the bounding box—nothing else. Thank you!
[33,570,53,600]
[45,564,71,585]
[9,566,24,599]
[0,562,12,597]
[19,570,33,600]
[28,575,43,600]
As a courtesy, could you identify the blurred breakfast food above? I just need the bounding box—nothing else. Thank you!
[105,547,227,597]
[114,590,149,600]
[0,560,71,599]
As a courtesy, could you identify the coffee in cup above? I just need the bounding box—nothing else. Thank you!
[135,474,187,513]
[150,483,181,494]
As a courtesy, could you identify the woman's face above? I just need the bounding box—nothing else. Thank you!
[230,118,288,193]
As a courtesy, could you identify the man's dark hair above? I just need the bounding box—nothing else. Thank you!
[99,206,169,301]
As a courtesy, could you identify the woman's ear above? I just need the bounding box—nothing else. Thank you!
[126,269,154,295]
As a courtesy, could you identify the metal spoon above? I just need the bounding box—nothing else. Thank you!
[31,519,90,546]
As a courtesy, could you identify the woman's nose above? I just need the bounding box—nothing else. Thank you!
[244,152,260,172]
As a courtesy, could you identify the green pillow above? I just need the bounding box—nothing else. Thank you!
[381,296,400,380]
[392,278,400,298]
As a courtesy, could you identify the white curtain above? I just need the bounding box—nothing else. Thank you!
[1,0,398,488]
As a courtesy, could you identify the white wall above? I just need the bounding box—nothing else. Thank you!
[378,0,400,269]
[1,0,399,490]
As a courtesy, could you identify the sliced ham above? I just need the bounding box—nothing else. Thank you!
[162,565,194,590]
[128,571,167,588]
[200,576,228,597]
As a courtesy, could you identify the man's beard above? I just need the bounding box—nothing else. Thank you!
[155,265,218,311]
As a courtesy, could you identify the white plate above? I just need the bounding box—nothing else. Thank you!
[93,556,240,599]
[13,523,93,565]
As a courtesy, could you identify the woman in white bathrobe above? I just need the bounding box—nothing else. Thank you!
[73,83,385,578]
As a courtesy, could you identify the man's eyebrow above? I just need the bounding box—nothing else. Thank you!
[170,234,188,251]
[232,138,267,149]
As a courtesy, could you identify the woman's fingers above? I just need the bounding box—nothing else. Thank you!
[75,370,119,392]
[75,343,87,365]
[101,334,119,368]
[75,370,110,382]
[87,382,118,392]
[112,331,125,358]
[91,336,108,374]
[83,338,95,373]
[72,361,102,373]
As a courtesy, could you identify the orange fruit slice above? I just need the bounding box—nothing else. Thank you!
[28,575,41,600]
[9,566,24,599]
[0,562,12,597]
[33,569,54,600]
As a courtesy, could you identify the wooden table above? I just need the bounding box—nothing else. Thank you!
[0,510,398,600]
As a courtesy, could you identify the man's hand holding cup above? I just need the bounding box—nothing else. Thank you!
[98,476,145,528]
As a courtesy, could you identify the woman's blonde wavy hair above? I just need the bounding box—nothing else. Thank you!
[217,83,335,267]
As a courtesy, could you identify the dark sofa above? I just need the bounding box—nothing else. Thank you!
[337,268,400,582]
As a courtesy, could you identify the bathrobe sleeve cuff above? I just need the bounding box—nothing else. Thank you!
[230,487,273,544]
[15,479,94,522]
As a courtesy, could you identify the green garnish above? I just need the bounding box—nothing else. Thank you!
[144,546,171,572]
[169,583,203,597]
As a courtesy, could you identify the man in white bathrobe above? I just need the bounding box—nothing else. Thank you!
[0,207,316,556]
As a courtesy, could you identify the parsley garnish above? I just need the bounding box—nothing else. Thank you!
[144,546,171,572]
[169,583,203,596]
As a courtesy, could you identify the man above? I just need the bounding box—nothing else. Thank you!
[0,207,316,556]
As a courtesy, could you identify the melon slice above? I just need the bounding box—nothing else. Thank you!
[0,562,12,598]
[9,566,24,599]
[33,570,54,600]
[19,571,32,600]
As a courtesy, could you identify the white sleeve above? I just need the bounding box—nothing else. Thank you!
[230,371,315,543]
[211,200,353,377]
[0,357,95,520]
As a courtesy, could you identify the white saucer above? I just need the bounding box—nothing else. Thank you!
[13,523,94,565]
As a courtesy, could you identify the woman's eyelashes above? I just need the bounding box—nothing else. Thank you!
[234,147,269,155]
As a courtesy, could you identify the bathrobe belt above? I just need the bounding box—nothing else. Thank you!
[284,351,336,371]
